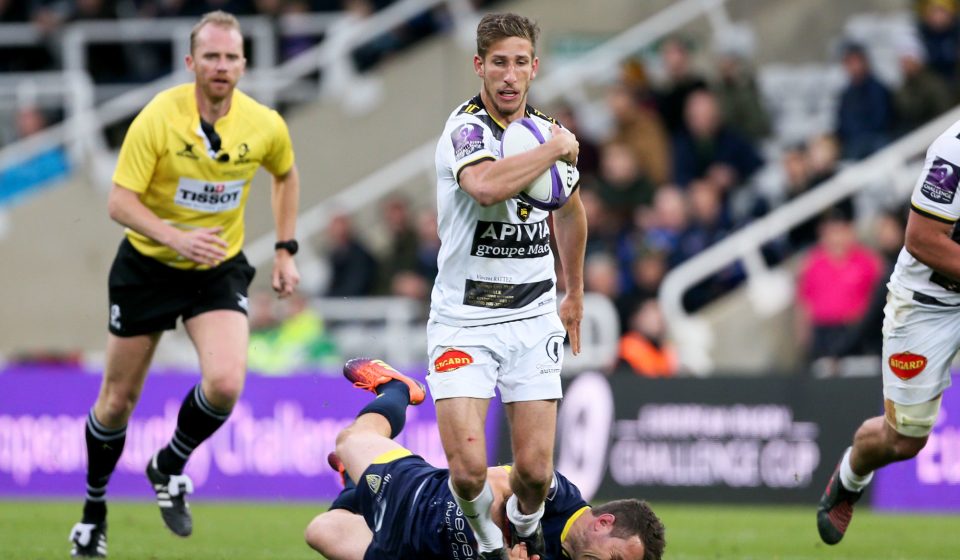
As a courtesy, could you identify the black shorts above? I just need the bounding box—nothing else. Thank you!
[107,238,256,337]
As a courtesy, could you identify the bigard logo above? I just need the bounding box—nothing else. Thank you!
[888,352,928,380]
[434,349,473,373]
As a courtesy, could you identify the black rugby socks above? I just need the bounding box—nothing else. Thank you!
[357,379,410,438]
[83,409,127,523]
[156,384,231,475]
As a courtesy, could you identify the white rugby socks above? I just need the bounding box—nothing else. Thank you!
[449,479,503,552]
[839,447,874,492]
[506,494,544,538]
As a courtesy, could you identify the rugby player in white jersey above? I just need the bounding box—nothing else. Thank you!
[428,12,586,560]
[817,118,960,544]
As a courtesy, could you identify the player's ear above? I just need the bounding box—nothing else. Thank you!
[531,56,539,80]
[593,513,616,534]
[474,54,484,77]
[185,53,195,73]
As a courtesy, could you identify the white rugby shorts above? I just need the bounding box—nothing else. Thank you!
[881,286,958,405]
[426,312,565,403]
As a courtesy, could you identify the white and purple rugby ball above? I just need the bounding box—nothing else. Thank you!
[501,117,578,211]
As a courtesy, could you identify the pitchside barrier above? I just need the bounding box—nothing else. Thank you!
[493,369,960,511]
[0,364,502,501]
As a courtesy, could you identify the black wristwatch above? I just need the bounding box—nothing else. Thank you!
[274,239,299,256]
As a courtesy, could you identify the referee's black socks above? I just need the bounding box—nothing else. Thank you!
[83,409,127,524]
[156,384,231,475]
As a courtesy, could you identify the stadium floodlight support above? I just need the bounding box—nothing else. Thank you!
[657,105,960,376]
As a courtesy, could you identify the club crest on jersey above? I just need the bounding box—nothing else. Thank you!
[366,474,382,494]
[889,352,928,380]
[921,157,960,204]
[451,123,484,161]
[434,349,473,373]
[176,142,199,160]
[516,200,532,222]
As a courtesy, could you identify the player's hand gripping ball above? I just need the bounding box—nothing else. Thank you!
[501,118,579,211]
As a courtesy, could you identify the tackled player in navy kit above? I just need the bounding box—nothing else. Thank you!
[304,358,665,560]
[429,13,588,559]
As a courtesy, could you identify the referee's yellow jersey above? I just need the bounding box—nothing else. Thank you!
[113,83,295,269]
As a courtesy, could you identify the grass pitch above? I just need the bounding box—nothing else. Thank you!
[2,500,958,559]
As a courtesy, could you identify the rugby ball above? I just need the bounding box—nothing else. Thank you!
[501,118,578,211]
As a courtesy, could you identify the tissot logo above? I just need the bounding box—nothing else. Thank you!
[176,142,199,159]
[470,219,551,259]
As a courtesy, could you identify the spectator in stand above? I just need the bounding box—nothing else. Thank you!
[554,104,599,180]
[0,105,70,205]
[917,0,960,89]
[781,144,819,250]
[642,185,689,268]
[322,212,379,297]
[893,34,953,134]
[835,41,894,160]
[376,195,419,293]
[654,35,708,134]
[618,298,677,377]
[248,289,339,375]
[592,139,657,232]
[671,89,764,194]
[0,0,52,72]
[796,210,883,362]
[840,208,908,357]
[584,251,636,335]
[712,44,771,143]
[607,81,672,185]
[580,188,621,258]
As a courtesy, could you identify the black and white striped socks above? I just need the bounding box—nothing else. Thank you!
[156,384,231,475]
[83,409,127,523]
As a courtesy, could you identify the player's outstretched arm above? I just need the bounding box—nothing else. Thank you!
[270,164,300,298]
[459,129,576,207]
[552,189,586,355]
[107,183,227,266]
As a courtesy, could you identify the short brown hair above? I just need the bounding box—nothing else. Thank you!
[592,499,666,560]
[476,13,540,59]
[190,10,242,54]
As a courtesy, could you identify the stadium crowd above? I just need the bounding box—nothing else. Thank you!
[5,0,960,378]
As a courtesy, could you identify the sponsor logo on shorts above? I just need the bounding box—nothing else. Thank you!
[888,352,928,380]
[365,474,382,494]
[109,304,121,330]
[920,157,960,204]
[434,349,473,373]
[451,123,485,161]
[545,335,564,364]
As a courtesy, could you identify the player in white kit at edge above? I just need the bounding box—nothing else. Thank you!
[426,12,587,560]
[818,117,960,545]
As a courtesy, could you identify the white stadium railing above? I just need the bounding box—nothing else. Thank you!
[658,105,960,375]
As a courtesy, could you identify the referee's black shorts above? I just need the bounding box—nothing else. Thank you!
[107,238,256,337]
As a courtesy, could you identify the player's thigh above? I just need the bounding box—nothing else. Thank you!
[881,291,959,407]
[184,309,249,406]
[505,399,558,468]
[425,321,500,400]
[95,332,162,424]
[498,313,565,403]
[435,397,492,472]
[305,509,372,560]
[338,430,410,486]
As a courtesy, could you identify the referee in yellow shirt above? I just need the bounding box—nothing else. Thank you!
[69,11,301,557]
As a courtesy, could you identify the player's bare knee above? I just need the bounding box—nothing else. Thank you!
[97,389,138,425]
[512,462,552,494]
[202,375,243,408]
[448,463,487,498]
[304,513,333,552]
[891,433,928,461]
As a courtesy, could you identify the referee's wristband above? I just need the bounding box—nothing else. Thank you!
[274,239,299,256]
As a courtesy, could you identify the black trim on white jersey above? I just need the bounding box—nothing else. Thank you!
[463,278,554,309]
